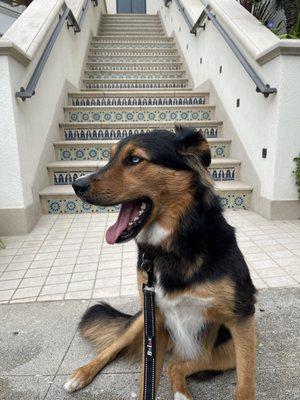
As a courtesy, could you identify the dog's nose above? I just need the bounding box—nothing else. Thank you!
[72,178,90,196]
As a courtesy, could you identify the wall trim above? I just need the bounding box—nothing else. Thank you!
[0,202,41,236]
[257,40,300,65]
[254,197,300,220]
[0,40,31,65]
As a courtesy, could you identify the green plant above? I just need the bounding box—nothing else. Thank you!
[293,153,300,199]
[279,11,300,37]
[240,0,285,33]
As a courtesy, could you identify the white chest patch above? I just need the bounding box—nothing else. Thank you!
[155,284,213,360]
[136,222,170,246]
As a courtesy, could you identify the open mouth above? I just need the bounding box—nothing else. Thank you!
[105,198,152,244]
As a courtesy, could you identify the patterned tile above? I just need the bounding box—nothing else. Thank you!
[56,142,228,161]
[47,199,120,214]
[90,42,175,49]
[63,126,219,140]
[88,56,180,63]
[58,146,110,161]
[67,108,212,123]
[70,95,206,107]
[84,71,185,80]
[209,167,236,181]
[83,81,188,89]
[89,49,178,56]
[86,64,182,71]
[218,193,249,209]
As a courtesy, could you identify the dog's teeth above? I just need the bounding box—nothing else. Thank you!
[138,210,143,216]
[134,217,139,221]
[141,203,146,210]
[129,222,133,226]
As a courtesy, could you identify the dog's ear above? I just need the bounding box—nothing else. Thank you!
[175,125,211,168]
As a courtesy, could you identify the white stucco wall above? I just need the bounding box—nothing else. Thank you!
[0,0,107,214]
[147,0,300,210]
[105,0,116,13]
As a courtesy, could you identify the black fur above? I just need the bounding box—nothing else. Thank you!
[133,127,257,319]
[80,302,140,331]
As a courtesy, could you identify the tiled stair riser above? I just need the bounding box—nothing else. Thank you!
[49,164,238,186]
[83,81,188,90]
[84,71,186,80]
[87,56,181,63]
[54,142,230,162]
[43,190,249,215]
[50,168,238,187]
[65,107,215,123]
[61,125,221,141]
[86,64,183,71]
[69,94,208,106]
[89,49,178,56]
[43,196,120,214]
[90,43,172,50]
[97,32,165,37]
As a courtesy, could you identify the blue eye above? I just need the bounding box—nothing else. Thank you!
[127,155,142,165]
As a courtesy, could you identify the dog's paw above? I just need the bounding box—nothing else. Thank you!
[64,377,83,393]
[174,392,190,400]
[64,365,95,393]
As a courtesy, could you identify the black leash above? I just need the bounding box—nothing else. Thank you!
[141,253,156,400]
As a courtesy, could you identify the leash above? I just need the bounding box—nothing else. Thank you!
[141,253,156,400]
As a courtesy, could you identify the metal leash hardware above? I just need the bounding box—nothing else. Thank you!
[141,252,156,400]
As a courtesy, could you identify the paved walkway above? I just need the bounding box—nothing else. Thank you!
[0,210,300,304]
[0,288,299,399]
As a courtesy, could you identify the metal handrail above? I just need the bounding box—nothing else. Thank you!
[163,0,277,97]
[16,0,98,100]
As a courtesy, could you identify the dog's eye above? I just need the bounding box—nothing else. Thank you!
[126,155,143,166]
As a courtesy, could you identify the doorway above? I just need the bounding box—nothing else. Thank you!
[116,0,146,14]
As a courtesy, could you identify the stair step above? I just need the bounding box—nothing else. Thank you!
[47,158,240,186]
[102,14,159,18]
[40,181,252,214]
[91,36,172,42]
[99,23,163,28]
[54,138,231,161]
[82,79,189,90]
[97,30,165,36]
[89,49,177,56]
[83,70,186,80]
[64,105,214,123]
[60,121,222,141]
[98,26,164,30]
[87,56,181,64]
[68,90,208,106]
[90,42,175,49]
[85,62,184,71]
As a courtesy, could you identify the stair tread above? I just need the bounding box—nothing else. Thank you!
[215,181,253,191]
[54,138,230,146]
[69,90,200,97]
[40,180,253,197]
[60,120,223,127]
[64,104,214,111]
[47,158,239,169]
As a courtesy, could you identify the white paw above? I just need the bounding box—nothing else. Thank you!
[64,377,83,393]
[174,392,189,400]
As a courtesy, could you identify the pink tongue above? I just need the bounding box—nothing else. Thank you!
[106,202,140,244]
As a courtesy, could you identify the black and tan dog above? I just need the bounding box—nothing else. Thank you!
[65,126,257,400]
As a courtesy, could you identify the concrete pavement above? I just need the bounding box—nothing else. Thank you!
[0,288,299,399]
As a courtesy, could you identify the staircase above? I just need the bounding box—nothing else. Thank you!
[39,13,252,214]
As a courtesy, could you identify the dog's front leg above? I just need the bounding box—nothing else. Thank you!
[138,311,169,400]
[227,316,256,400]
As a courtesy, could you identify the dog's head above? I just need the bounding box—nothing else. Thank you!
[73,126,213,245]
